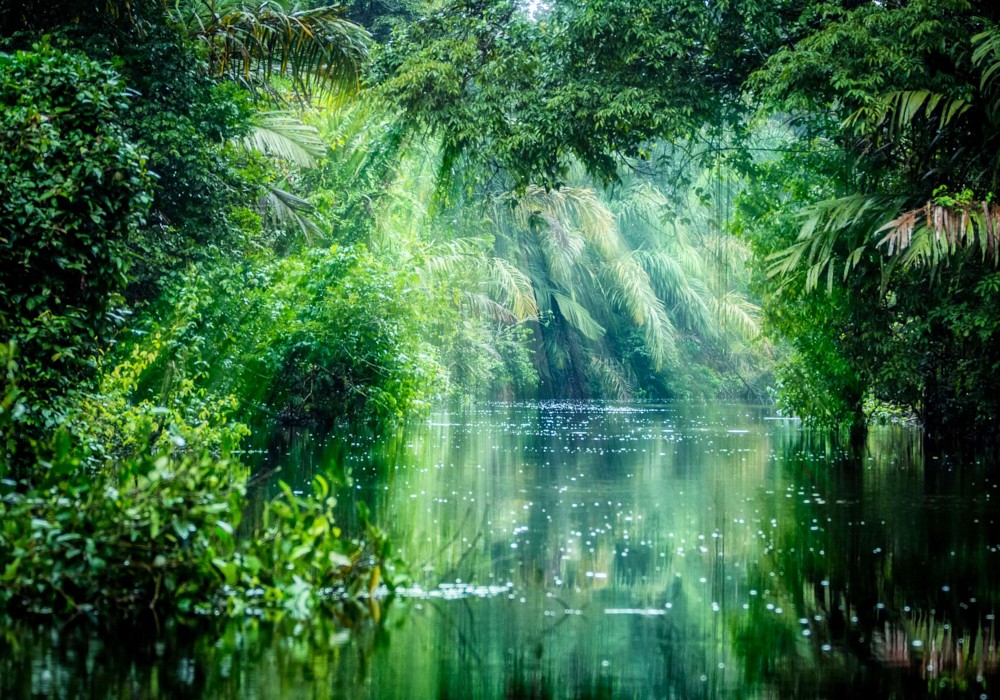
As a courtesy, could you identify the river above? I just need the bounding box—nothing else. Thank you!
[2,402,999,698]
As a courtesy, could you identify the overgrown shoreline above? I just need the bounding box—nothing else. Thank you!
[0,357,394,621]
[6,0,1000,629]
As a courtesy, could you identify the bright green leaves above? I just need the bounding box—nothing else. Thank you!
[0,441,387,620]
[238,246,443,423]
[116,246,443,427]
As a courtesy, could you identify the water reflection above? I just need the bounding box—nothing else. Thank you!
[3,403,1000,698]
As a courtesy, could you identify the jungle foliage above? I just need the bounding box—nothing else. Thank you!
[0,43,149,426]
[742,0,1000,439]
[4,0,1000,623]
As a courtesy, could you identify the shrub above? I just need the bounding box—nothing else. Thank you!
[247,246,445,423]
[0,42,149,425]
[0,443,388,620]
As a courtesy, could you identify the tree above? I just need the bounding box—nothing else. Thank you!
[0,43,149,435]
[171,0,369,101]
[751,0,1000,441]
[373,0,798,189]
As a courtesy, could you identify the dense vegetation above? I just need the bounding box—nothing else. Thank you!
[3,0,1000,619]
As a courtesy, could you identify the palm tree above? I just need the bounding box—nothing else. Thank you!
[614,166,766,399]
[172,0,370,101]
[2,1,369,99]
[768,27,1000,289]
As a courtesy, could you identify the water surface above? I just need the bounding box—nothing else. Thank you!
[3,402,999,698]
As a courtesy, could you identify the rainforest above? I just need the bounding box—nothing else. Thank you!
[3,0,1000,697]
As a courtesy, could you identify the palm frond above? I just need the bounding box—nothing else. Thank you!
[767,195,901,292]
[243,111,327,166]
[844,90,971,135]
[461,291,518,325]
[709,291,761,342]
[608,256,677,368]
[536,214,585,286]
[636,249,710,323]
[587,357,633,401]
[609,256,660,326]
[877,201,1000,270]
[419,237,490,279]
[260,185,323,239]
[551,292,606,341]
[176,1,370,98]
[516,186,624,260]
[973,29,1000,94]
[487,257,538,321]
[700,231,751,270]
[640,301,679,370]
[614,180,669,233]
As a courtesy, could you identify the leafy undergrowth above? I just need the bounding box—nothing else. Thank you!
[0,446,392,621]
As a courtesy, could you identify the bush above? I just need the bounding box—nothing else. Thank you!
[0,443,388,620]
[0,42,150,417]
[248,246,445,423]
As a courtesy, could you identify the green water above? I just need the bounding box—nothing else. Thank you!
[3,402,1000,698]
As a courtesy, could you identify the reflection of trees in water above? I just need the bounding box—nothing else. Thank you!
[729,426,1000,695]
[24,407,993,698]
[0,614,389,699]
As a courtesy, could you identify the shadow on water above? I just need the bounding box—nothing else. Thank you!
[0,612,391,699]
[733,424,1000,697]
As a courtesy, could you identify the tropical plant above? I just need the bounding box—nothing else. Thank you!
[0,43,150,461]
[749,1,1000,440]
[173,0,370,101]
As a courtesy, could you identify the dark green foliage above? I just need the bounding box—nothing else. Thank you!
[0,444,245,616]
[343,0,418,43]
[0,0,164,36]
[109,26,261,303]
[244,246,443,423]
[0,1,427,623]
[0,43,150,422]
[744,1,1000,440]
[374,0,794,189]
[733,133,870,429]
[0,334,388,619]
[875,263,1000,441]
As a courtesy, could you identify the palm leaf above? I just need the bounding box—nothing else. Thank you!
[973,29,1000,93]
[608,256,677,369]
[461,291,518,325]
[551,292,606,341]
[176,1,370,98]
[844,90,971,135]
[709,291,761,342]
[536,213,585,286]
[419,237,489,278]
[877,201,1000,270]
[635,249,711,332]
[487,257,538,321]
[242,111,327,166]
[614,180,670,234]
[515,186,624,260]
[587,357,633,401]
[768,195,901,292]
[260,185,323,239]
